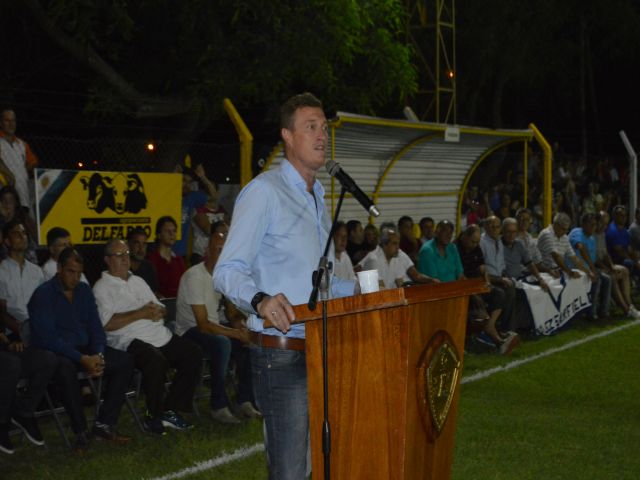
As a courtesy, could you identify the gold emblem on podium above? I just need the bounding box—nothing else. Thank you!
[417,330,461,440]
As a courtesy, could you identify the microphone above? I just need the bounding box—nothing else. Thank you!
[325,160,380,217]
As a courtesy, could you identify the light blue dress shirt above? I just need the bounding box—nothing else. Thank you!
[213,159,355,338]
[480,232,506,277]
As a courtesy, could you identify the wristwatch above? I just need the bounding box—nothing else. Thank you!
[250,291,269,316]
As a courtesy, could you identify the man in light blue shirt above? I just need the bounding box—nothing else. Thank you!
[569,212,610,320]
[479,216,516,331]
[214,93,355,480]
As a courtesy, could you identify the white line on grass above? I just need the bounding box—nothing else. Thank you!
[146,442,264,480]
[461,319,640,385]
[147,320,640,480]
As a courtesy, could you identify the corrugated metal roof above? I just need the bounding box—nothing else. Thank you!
[265,112,534,231]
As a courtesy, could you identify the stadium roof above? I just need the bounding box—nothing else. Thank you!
[264,112,552,230]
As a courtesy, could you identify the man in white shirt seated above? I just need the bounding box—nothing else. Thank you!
[359,223,438,289]
[93,239,203,436]
[41,227,88,283]
[332,221,356,281]
[0,220,45,344]
[175,221,259,424]
[537,213,594,281]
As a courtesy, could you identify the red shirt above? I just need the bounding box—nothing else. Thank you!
[147,249,186,298]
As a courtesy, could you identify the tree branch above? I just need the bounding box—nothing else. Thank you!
[22,0,193,118]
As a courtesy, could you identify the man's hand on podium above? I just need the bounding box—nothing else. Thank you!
[257,293,296,333]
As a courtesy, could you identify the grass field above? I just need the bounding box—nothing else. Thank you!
[3,316,640,480]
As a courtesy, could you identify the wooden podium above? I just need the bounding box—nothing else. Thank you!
[290,279,487,480]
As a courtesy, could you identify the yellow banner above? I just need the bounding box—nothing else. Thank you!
[35,169,182,245]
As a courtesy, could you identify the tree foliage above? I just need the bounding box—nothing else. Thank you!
[22,0,416,129]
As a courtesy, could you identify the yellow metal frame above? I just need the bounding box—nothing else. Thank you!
[529,123,553,226]
[224,98,254,187]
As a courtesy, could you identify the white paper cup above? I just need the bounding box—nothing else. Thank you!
[357,269,380,294]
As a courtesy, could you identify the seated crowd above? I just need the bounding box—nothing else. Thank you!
[333,206,640,357]
[0,162,259,455]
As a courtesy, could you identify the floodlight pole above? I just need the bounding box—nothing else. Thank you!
[619,130,637,216]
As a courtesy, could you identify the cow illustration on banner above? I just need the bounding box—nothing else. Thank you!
[35,169,182,245]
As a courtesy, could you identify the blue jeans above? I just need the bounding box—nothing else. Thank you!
[250,345,309,480]
[183,327,231,410]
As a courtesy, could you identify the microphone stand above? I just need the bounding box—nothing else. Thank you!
[308,186,347,480]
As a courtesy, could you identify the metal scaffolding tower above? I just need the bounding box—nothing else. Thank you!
[406,0,456,124]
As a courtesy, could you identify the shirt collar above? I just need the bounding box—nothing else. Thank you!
[280,158,325,198]
[102,270,133,283]
[52,274,81,294]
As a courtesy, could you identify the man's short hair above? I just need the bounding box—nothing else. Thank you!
[46,227,71,247]
[436,220,454,233]
[59,247,83,267]
[580,212,596,226]
[2,219,24,239]
[155,216,177,236]
[127,226,148,241]
[553,212,572,229]
[334,221,347,234]
[104,238,124,256]
[380,228,398,246]
[515,207,532,219]
[502,217,517,228]
[379,221,396,238]
[460,224,481,238]
[346,220,362,236]
[280,92,323,130]
[398,216,413,228]
[210,220,228,235]
[613,204,627,215]
[419,216,434,226]
[0,185,22,208]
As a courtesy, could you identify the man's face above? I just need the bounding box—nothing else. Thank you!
[435,225,454,247]
[399,220,413,239]
[517,212,532,232]
[502,223,518,246]
[552,223,568,238]
[349,223,364,244]
[182,173,193,196]
[158,221,177,247]
[333,227,348,254]
[58,259,83,291]
[128,233,148,261]
[105,240,131,278]
[382,233,400,260]
[50,236,72,261]
[364,226,378,246]
[1,110,16,137]
[614,208,628,226]
[208,224,229,257]
[583,219,597,236]
[485,218,502,240]
[0,192,17,218]
[420,220,434,240]
[461,230,481,250]
[281,106,328,175]
[5,224,28,253]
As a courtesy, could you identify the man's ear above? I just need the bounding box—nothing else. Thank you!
[281,127,292,147]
